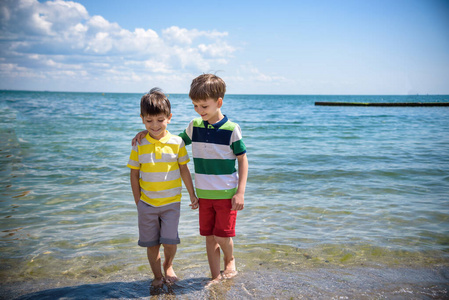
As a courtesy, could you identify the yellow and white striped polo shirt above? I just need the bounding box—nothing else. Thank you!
[127,131,190,207]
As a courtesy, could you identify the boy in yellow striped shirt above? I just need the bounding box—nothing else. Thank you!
[127,88,198,290]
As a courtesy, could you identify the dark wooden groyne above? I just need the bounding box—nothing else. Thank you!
[315,102,449,107]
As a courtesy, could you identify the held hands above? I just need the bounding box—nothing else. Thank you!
[132,130,148,146]
[231,192,244,211]
[189,195,199,210]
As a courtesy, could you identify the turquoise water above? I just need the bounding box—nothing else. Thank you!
[1,91,448,298]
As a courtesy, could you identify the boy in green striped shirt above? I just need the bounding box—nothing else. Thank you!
[180,74,248,283]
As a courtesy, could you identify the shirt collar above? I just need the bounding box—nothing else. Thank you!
[204,115,228,129]
[145,131,171,144]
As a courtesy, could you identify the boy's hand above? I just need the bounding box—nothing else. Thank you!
[189,195,199,210]
[132,130,148,146]
[231,193,244,211]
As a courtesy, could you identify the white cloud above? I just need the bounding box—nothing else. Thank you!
[162,26,228,45]
[198,42,235,58]
[0,0,88,37]
[162,26,195,45]
[0,0,238,92]
[143,60,172,74]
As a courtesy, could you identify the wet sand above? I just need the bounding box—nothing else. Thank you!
[2,265,448,299]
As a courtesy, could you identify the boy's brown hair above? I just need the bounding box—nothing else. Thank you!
[140,88,171,117]
[189,74,226,101]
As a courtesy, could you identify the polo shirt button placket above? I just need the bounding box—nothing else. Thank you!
[155,142,162,160]
[206,126,211,142]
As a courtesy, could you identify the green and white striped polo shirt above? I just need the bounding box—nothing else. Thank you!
[179,116,246,199]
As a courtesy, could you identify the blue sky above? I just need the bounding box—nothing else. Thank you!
[1,0,448,94]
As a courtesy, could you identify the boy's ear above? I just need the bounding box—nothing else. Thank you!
[217,97,223,108]
[140,114,144,123]
[167,113,172,123]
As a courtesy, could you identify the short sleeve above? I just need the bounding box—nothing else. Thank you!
[230,124,246,156]
[127,145,140,169]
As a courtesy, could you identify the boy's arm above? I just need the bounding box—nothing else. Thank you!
[131,130,148,146]
[178,129,192,146]
[179,163,199,209]
[130,169,141,205]
[232,153,248,211]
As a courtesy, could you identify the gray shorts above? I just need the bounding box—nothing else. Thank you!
[137,201,181,247]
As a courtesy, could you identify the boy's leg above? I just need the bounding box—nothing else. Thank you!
[206,235,221,280]
[137,201,164,287]
[162,243,178,284]
[159,203,181,284]
[199,199,222,280]
[211,199,238,279]
[214,236,237,278]
[147,245,164,287]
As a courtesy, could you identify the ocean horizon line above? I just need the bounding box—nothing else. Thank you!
[1,89,447,97]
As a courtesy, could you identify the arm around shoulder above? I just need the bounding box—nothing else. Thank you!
[131,130,148,146]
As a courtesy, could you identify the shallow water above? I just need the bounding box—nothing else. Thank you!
[1,91,448,298]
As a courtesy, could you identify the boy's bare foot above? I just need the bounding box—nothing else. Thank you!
[205,275,223,288]
[165,276,178,285]
[150,277,164,295]
[222,269,238,279]
[151,277,164,288]
[164,265,178,285]
[222,257,238,279]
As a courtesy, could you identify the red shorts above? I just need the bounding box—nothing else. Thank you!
[199,198,237,237]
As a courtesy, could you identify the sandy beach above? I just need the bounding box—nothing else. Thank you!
[2,264,448,299]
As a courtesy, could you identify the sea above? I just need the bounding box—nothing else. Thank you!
[1,91,448,299]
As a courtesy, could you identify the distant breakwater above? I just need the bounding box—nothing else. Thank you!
[315,101,449,106]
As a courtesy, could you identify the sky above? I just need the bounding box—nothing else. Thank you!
[0,0,448,95]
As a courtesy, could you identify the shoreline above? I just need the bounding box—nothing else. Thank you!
[2,264,448,299]
[2,241,448,299]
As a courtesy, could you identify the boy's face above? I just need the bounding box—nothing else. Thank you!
[192,97,223,124]
[141,113,172,140]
